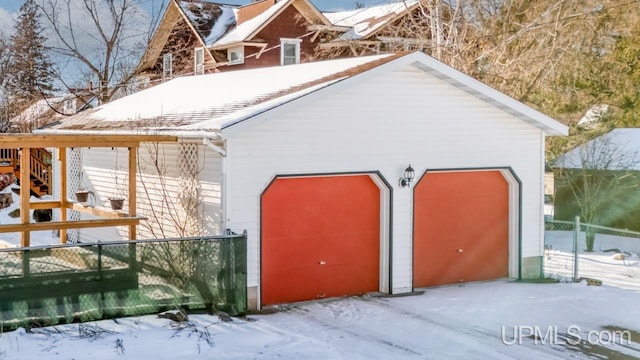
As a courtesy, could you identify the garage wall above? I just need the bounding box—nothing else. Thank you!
[77,142,224,242]
[224,64,545,298]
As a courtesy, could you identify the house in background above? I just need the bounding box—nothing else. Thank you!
[133,0,425,87]
[0,92,96,199]
[552,128,640,231]
[319,0,423,57]
[135,0,333,84]
[37,52,567,310]
[8,92,96,133]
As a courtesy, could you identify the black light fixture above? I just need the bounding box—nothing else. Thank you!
[399,164,415,188]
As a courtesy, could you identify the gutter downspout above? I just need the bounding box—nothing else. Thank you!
[203,136,226,157]
[201,136,228,233]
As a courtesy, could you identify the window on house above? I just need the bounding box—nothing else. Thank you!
[162,53,173,81]
[194,48,205,75]
[62,99,75,115]
[227,46,244,65]
[280,38,301,66]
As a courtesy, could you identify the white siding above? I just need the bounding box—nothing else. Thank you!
[76,143,223,242]
[224,64,546,294]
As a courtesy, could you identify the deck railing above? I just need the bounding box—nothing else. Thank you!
[0,148,52,194]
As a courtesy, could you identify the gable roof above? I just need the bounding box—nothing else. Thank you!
[39,52,567,137]
[323,0,420,41]
[10,94,97,131]
[553,128,640,170]
[210,0,330,49]
[139,0,332,69]
[137,0,230,73]
[179,0,238,46]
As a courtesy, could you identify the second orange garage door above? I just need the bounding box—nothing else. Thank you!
[413,170,509,288]
[261,175,381,306]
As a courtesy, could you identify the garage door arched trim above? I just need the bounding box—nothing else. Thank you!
[259,171,393,307]
[411,167,522,290]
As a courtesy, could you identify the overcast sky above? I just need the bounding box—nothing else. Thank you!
[0,0,388,35]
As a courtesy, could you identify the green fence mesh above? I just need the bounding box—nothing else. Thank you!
[0,234,247,331]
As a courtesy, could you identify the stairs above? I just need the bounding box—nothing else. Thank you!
[0,148,52,198]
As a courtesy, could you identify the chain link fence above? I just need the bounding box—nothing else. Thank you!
[544,218,640,291]
[0,233,247,331]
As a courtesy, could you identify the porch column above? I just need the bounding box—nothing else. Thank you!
[59,147,67,243]
[20,147,31,247]
[128,147,137,240]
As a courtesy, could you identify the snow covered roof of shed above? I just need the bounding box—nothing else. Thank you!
[40,54,396,133]
[323,0,419,41]
[39,52,567,137]
[553,128,640,170]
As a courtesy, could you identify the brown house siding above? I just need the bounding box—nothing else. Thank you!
[220,6,319,71]
[144,18,218,82]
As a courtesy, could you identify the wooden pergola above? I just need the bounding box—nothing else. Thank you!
[0,134,177,247]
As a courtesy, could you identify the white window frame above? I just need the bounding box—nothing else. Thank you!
[280,38,301,66]
[227,46,244,65]
[162,53,173,81]
[194,47,205,75]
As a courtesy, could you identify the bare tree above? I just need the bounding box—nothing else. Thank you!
[134,141,230,310]
[554,130,640,251]
[38,0,165,104]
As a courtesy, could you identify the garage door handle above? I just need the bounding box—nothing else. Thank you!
[458,249,464,253]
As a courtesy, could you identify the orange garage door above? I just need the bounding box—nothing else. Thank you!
[261,175,380,306]
[413,170,509,288]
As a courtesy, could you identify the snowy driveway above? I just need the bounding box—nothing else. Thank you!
[1,281,639,359]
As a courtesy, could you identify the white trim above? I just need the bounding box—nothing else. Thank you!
[227,46,245,65]
[203,137,226,156]
[369,173,391,294]
[162,53,172,82]
[499,169,521,279]
[280,38,302,66]
[194,47,205,75]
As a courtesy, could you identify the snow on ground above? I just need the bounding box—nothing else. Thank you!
[0,189,60,247]
[2,189,640,358]
[0,281,639,359]
[545,230,640,291]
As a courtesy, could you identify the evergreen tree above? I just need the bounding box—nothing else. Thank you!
[7,0,54,105]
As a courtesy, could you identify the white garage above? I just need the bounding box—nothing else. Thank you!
[40,51,568,310]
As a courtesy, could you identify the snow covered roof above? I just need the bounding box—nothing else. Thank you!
[553,128,640,170]
[577,104,609,129]
[323,0,419,41]
[41,54,396,133]
[209,0,290,48]
[178,1,238,46]
[177,0,329,49]
[39,52,567,137]
[10,94,96,130]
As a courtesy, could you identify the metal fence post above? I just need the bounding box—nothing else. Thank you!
[573,216,580,282]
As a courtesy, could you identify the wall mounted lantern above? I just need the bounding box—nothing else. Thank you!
[399,164,415,188]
